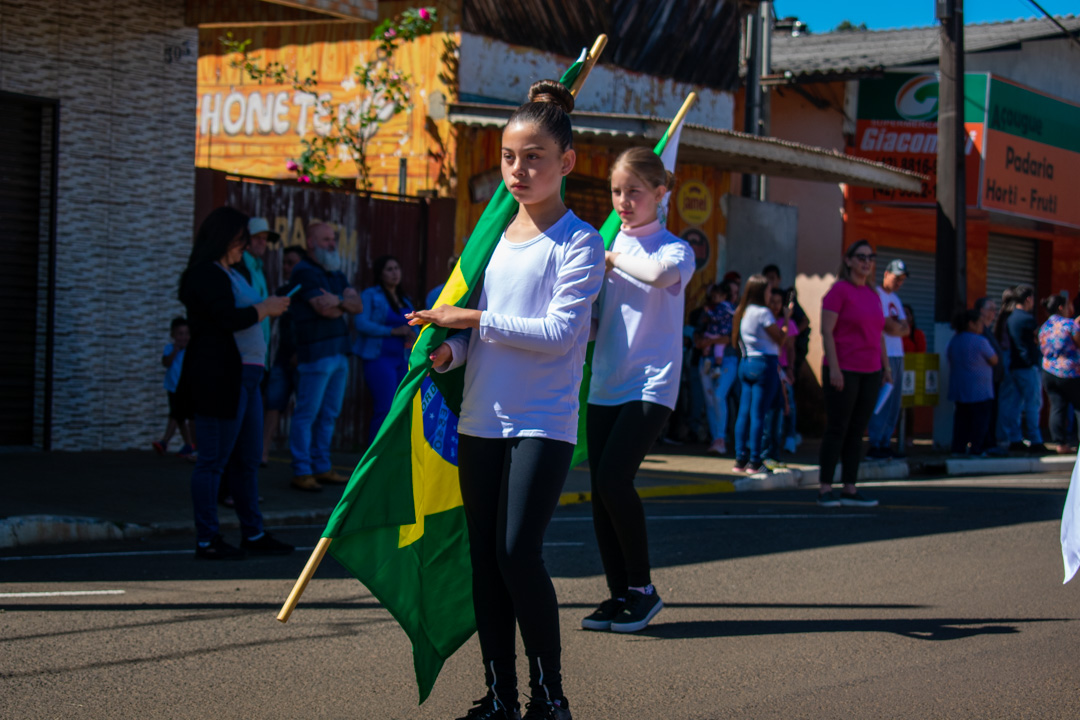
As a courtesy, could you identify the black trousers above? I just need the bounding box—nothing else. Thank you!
[953,400,993,455]
[587,401,672,597]
[458,434,573,706]
[1042,372,1080,445]
[820,367,882,487]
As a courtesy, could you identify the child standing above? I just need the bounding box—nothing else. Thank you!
[582,147,695,635]
[409,79,604,720]
[154,317,196,459]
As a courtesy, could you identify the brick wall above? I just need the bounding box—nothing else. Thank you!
[1,0,197,450]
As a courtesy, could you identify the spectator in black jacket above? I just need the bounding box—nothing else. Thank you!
[998,285,1047,453]
[178,206,294,560]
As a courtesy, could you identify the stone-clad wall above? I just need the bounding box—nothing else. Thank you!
[1,0,196,450]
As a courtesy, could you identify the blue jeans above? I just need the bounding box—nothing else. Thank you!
[734,355,780,465]
[191,365,265,543]
[290,353,349,476]
[362,352,408,443]
[867,356,905,449]
[998,365,1043,444]
[702,355,739,443]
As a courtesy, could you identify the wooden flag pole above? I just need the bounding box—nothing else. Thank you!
[277,536,331,623]
[569,34,608,98]
[669,92,698,134]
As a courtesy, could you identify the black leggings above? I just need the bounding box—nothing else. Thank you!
[820,367,882,487]
[458,434,574,707]
[1043,371,1080,445]
[587,401,672,596]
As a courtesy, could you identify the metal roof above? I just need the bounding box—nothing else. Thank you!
[769,14,1080,82]
[462,0,744,91]
[448,103,925,192]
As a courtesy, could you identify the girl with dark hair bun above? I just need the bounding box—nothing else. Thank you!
[1038,294,1080,453]
[816,240,889,508]
[408,78,603,720]
[354,254,415,442]
[178,206,293,560]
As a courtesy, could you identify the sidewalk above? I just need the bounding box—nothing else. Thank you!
[1,440,1074,548]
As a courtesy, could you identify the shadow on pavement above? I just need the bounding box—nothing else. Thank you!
[638,617,1058,642]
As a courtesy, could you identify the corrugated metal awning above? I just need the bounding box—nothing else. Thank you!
[449,102,926,192]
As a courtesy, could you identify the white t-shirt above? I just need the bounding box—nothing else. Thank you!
[440,210,605,444]
[876,286,907,358]
[589,222,696,410]
[740,304,779,357]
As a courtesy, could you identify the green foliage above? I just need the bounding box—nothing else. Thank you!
[222,6,438,190]
[834,19,868,32]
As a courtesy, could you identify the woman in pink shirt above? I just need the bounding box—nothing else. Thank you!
[817,240,891,508]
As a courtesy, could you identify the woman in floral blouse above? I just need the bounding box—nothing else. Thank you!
[1038,294,1080,454]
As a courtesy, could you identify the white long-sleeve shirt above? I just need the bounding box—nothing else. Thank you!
[588,219,696,410]
[440,210,605,443]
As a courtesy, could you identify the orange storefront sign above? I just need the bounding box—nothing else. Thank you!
[978,77,1080,229]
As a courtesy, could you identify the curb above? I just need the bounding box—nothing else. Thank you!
[4,455,1073,550]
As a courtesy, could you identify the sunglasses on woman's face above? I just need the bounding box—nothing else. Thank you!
[851,252,876,262]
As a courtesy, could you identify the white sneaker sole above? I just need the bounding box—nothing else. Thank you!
[610,598,663,633]
[839,497,879,507]
[580,617,613,631]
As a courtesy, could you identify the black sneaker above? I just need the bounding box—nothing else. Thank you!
[1027,443,1050,455]
[745,462,772,475]
[610,588,663,633]
[240,532,295,556]
[817,490,841,508]
[523,697,571,720]
[457,694,521,720]
[733,459,749,473]
[194,534,246,561]
[1008,441,1028,453]
[839,491,879,508]
[580,597,625,631]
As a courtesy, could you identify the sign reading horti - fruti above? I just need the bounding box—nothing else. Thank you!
[195,25,453,195]
[902,353,939,408]
[979,77,1080,229]
[849,72,986,206]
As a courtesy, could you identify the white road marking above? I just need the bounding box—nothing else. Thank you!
[0,590,126,598]
[552,513,875,522]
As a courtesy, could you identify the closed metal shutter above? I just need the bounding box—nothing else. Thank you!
[877,246,937,351]
[986,234,1038,304]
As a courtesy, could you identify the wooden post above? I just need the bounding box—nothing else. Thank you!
[277,536,332,623]
[670,92,698,133]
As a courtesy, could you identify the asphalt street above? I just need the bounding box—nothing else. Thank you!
[2,471,1078,719]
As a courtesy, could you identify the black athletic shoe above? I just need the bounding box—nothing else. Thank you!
[1027,443,1050,455]
[817,490,841,508]
[194,534,246,561]
[523,697,571,720]
[456,694,521,720]
[240,531,295,556]
[610,588,663,633]
[839,491,879,508]
[1008,441,1028,453]
[744,461,772,475]
[580,598,625,631]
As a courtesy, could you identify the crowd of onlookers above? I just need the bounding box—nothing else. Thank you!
[157,209,456,559]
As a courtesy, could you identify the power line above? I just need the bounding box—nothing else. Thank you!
[1026,0,1080,51]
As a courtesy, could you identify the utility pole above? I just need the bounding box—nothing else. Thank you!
[933,0,966,450]
[741,3,762,198]
[934,0,966,322]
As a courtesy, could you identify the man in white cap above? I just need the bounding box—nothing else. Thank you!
[244,217,280,347]
[868,259,910,459]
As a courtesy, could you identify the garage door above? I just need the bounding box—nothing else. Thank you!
[986,234,1038,304]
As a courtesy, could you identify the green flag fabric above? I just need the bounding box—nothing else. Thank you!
[322,53,587,704]
[569,119,686,467]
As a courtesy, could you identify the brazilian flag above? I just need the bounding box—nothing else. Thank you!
[323,53,588,703]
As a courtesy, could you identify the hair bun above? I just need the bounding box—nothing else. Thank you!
[527,79,574,114]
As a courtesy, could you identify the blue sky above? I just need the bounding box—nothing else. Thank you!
[774,0,1077,32]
